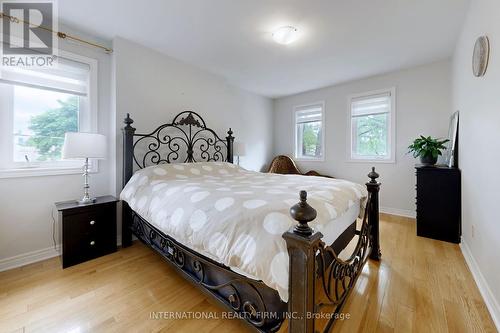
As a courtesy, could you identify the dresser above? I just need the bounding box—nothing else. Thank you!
[55,196,118,268]
[415,165,461,243]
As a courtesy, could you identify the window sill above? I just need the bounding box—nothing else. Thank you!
[346,158,396,164]
[0,165,96,179]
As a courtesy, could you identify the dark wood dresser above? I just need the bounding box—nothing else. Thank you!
[55,196,118,268]
[415,165,461,243]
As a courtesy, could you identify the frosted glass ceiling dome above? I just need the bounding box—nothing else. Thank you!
[272,26,300,45]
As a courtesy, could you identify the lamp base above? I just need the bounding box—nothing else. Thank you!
[78,197,96,205]
[78,158,95,205]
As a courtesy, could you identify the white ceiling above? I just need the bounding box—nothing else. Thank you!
[58,0,470,98]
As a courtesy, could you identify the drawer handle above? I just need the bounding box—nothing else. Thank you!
[90,220,96,225]
[90,240,95,246]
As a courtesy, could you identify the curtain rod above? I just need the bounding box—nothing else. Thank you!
[0,11,113,54]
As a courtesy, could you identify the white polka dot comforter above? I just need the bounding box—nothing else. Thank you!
[120,162,367,302]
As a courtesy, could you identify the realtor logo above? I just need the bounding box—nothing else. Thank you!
[1,0,57,67]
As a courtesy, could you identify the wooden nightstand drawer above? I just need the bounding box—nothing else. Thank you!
[56,196,118,268]
[65,209,114,238]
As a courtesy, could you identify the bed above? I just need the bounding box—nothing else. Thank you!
[121,111,381,333]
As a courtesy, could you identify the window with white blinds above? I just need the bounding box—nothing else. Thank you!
[294,102,325,160]
[0,51,97,175]
[349,89,395,162]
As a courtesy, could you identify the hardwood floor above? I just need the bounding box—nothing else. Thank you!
[0,215,496,333]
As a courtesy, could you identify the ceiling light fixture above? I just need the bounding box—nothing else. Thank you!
[272,26,300,45]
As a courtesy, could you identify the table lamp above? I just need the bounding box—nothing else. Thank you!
[234,142,246,166]
[62,132,107,205]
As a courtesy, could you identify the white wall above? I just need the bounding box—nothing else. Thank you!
[112,37,274,194]
[452,0,500,326]
[0,29,114,263]
[273,61,452,215]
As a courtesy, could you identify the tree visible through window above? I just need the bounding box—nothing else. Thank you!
[26,95,79,161]
[295,103,324,160]
[300,122,322,157]
[13,86,80,162]
[350,90,394,161]
[355,113,388,156]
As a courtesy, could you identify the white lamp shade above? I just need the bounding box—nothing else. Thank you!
[234,142,246,156]
[62,132,107,159]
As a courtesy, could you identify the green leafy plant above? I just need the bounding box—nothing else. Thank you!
[408,135,449,160]
[26,96,78,161]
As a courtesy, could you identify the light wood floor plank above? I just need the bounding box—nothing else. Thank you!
[0,216,496,333]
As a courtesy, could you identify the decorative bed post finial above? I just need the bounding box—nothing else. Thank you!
[368,166,379,184]
[124,113,134,128]
[290,191,317,236]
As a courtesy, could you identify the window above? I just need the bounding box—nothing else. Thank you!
[0,51,97,177]
[349,89,395,162]
[294,102,325,160]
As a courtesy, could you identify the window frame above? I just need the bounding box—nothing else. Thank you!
[347,88,396,163]
[0,49,99,178]
[293,101,326,162]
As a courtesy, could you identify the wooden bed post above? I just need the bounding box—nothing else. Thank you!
[226,128,234,163]
[283,191,323,333]
[367,167,381,260]
[122,113,136,248]
[122,113,135,187]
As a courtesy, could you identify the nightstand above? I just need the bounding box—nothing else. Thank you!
[55,195,118,268]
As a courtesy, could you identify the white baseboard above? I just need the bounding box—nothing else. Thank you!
[380,206,416,219]
[0,245,61,272]
[460,241,500,330]
[0,235,123,273]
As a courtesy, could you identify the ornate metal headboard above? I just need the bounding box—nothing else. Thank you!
[122,111,234,187]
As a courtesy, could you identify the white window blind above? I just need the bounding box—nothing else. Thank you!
[295,104,323,123]
[0,57,90,96]
[351,92,391,117]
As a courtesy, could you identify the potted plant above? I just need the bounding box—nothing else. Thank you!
[408,135,449,165]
